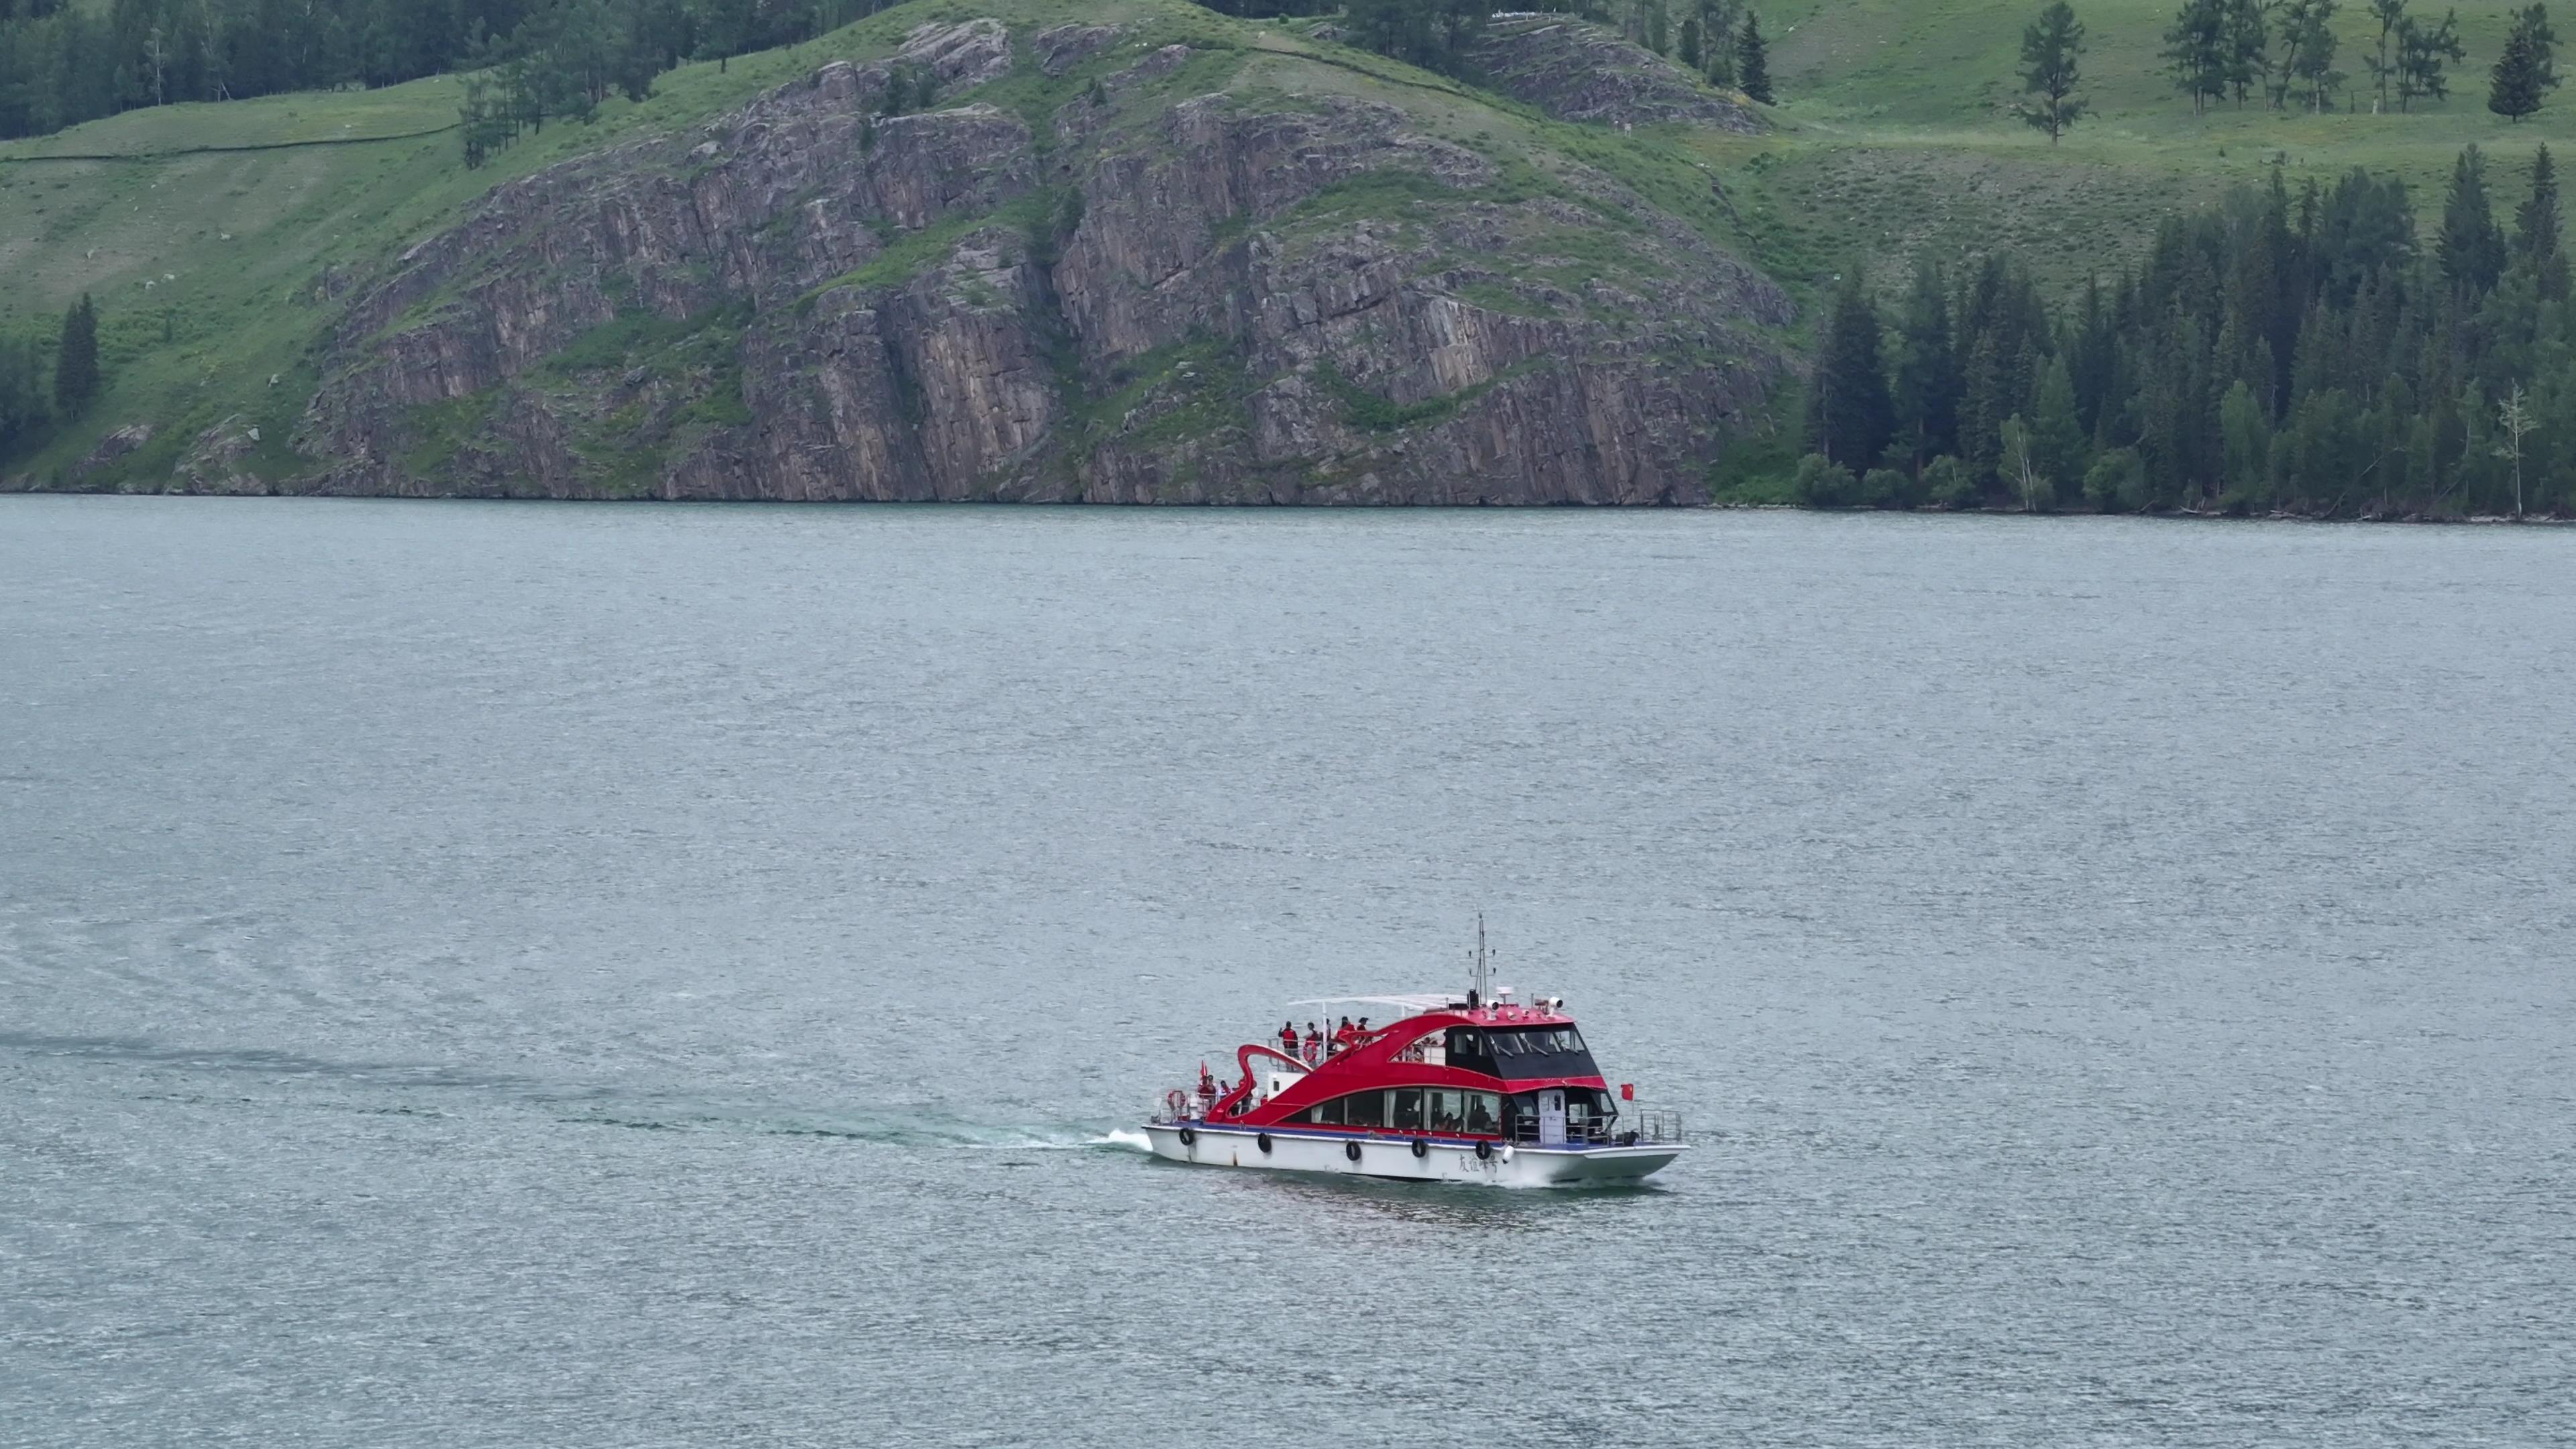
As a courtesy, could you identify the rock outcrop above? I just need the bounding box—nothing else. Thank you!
[293,16,1794,504]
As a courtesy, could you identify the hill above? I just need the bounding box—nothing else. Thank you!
[0,0,2565,501]
[5,0,1807,500]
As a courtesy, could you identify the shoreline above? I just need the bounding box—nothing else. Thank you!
[5,486,2569,524]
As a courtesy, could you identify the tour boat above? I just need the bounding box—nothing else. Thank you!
[1142,931,1684,1187]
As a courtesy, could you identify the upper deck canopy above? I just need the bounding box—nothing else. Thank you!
[1282,993,1576,1029]
[1284,993,1461,1014]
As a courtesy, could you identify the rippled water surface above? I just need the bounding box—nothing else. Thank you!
[4,498,2572,1448]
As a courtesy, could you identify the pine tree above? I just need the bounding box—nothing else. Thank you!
[1678,15,1703,70]
[1890,260,1961,468]
[53,292,98,418]
[2516,144,2563,262]
[2029,356,2088,498]
[2219,378,2272,500]
[2440,145,2509,293]
[2489,5,2560,121]
[2163,0,2229,111]
[1807,273,1894,470]
[2017,1,2089,142]
[0,337,48,458]
[1737,11,1771,102]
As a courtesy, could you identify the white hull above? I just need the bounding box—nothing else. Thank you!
[1141,1122,1680,1187]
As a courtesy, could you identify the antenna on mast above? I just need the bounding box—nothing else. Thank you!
[1470,913,1489,1010]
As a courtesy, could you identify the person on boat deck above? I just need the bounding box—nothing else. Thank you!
[1277,1020,1299,1055]
[1332,1017,1356,1050]
[1196,1064,1217,1111]
[1303,1022,1324,1064]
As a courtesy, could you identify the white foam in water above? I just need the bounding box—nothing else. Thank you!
[1093,1129,1152,1152]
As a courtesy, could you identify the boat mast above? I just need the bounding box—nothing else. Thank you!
[1471,913,1489,1010]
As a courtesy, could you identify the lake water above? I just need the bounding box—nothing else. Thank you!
[3,498,2571,1448]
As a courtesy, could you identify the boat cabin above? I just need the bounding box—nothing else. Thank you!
[1187,992,1643,1147]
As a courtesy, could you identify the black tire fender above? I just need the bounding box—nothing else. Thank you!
[1177,1127,1195,1147]
[1410,1138,1429,1159]
[1344,1139,1362,1162]
[1256,1132,1273,1154]
[1474,1139,1493,1161]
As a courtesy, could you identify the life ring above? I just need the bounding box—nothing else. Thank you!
[1165,1089,1189,1118]
[1474,1139,1493,1161]
[1177,1127,1195,1146]
[1344,1140,1362,1162]
[1409,1138,1429,1159]
[1256,1132,1273,1154]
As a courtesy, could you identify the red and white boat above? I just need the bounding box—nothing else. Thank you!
[1143,936,1685,1187]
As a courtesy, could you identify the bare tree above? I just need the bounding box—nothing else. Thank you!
[2494,382,2536,517]
[142,26,170,107]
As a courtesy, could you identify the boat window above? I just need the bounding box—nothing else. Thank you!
[1307,1096,1343,1126]
[1466,1091,1499,1134]
[1391,1087,1424,1131]
[1340,1090,1384,1129]
[1426,1089,1464,1132]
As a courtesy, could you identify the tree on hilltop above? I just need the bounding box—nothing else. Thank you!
[2366,0,2408,109]
[2395,9,2465,111]
[53,294,98,419]
[1737,11,1772,102]
[2163,0,2229,112]
[2017,1,2089,143]
[2222,0,2269,107]
[1348,0,1489,78]
[2286,0,2346,110]
[2489,5,2561,121]
[2260,0,2344,110]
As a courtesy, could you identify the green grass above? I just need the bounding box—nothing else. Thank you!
[0,85,462,160]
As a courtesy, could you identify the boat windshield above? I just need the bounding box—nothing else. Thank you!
[1442,1024,1598,1080]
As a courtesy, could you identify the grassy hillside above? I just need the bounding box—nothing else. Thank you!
[1747,0,2565,292]
[0,0,2565,489]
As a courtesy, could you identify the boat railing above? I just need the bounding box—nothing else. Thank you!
[1504,1109,1684,1148]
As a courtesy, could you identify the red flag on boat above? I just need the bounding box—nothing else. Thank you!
[1620,1083,1635,1100]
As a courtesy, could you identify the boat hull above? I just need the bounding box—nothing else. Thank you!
[1140,1122,1680,1187]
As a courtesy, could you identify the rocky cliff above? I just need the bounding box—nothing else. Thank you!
[291,13,1795,504]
